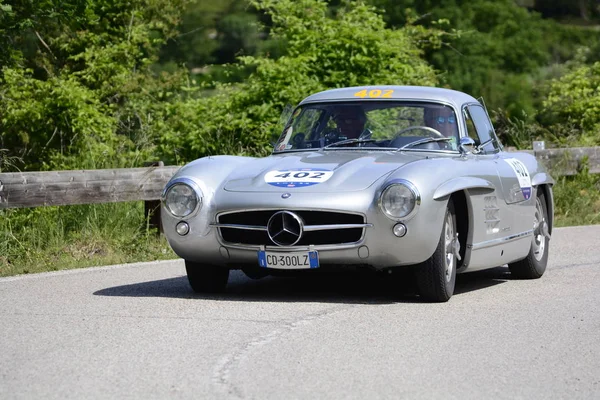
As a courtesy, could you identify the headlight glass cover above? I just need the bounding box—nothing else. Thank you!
[164,182,200,218]
[379,181,419,220]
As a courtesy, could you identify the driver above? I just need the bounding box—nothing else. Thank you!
[424,106,459,139]
[332,106,369,140]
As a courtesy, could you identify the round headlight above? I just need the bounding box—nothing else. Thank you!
[379,181,419,220]
[164,182,200,218]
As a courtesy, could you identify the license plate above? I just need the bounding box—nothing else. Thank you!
[257,250,319,269]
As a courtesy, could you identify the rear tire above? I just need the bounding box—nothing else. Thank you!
[185,260,229,293]
[414,199,458,302]
[508,190,549,279]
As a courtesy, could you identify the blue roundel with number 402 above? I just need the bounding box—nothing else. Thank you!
[264,168,334,188]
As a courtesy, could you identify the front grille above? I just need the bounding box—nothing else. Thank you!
[217,210,365,246]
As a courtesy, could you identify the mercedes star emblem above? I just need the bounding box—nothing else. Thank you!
[267,211,303,246]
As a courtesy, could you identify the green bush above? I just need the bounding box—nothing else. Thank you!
[553,162,600,227]
[0,0,187,171]
[156,0,443,163]
[540,60,600,145]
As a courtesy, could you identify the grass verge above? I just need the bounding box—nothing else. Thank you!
[552,165,600,227]
[0,202,176,277]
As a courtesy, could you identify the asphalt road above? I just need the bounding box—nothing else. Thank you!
[1,225,599,399]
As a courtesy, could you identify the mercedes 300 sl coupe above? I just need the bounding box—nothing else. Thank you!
[161,86,554,302]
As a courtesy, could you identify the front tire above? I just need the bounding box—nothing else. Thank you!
[185,260,229,293]
[508,190,549,279]
[414,199,458,302]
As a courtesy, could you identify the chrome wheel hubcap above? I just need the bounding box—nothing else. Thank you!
[444,213,455,283]
[532,197,546,262]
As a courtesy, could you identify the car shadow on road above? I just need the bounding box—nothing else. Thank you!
[454,266,511,295]
[94,266,510,304]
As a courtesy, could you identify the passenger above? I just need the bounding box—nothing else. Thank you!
[423,106,459,139]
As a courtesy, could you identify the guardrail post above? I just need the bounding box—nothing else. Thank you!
[144,161,164,234]
[533,141,545,151]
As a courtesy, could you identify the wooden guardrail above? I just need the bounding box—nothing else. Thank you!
[519,146,600,175]
[0,147,599,211]
[0,163,179,209]
[0,162,179,231]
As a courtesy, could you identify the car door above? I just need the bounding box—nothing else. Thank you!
[462,104,531,204]
[462,104,508,242]
[464,103,532,239]
[462,103,536,270]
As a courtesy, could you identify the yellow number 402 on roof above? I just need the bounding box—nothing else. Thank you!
[354,89,394,99]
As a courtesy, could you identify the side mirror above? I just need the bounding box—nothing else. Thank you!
[459,137,476,154]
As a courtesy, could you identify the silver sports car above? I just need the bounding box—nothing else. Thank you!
[161,86,554,302]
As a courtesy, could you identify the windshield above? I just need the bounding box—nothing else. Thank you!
[273,101,459,152]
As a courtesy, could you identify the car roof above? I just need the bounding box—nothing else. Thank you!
[298,85,480,109]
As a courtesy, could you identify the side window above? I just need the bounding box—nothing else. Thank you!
[464,105,498,153]
[295,109,322,137]
[464,110,479,143]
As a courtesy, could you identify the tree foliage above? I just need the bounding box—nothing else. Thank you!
[540,59,600,144]
[2,0,600,173]
[0,0,187,170]
[365,0,600,116]
[158,0,263,69]
[534,0,600,22]
[154,0,443,163]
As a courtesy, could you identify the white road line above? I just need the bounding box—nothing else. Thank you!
[0,259,182,283]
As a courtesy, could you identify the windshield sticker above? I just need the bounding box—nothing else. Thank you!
[265,168,333,188]
[505,158,532,200]
[354,89,394,99]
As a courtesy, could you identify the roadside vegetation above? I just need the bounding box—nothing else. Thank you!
[553,165,600,227]
[0,203,175,277]
[1,0,599,276]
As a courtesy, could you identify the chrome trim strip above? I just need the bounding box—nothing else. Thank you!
[302,223,373,231]
[397,149,459,154]
[469,229,533,251]
[221,242,363,252]
[211,223,267,231]
[210,223,372,231]
[217,208,366,218]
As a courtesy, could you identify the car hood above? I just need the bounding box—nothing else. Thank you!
[223,151,422,193]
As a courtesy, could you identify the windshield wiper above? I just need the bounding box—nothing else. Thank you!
[398,137,453,150]
[323,138,378,149]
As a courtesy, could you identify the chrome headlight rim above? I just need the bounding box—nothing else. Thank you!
[378,179,421,221]
[161,177,203,218]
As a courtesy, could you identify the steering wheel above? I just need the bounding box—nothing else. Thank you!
[324,128,372,142]
[395,126,444,139]
[292,133,306,148]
